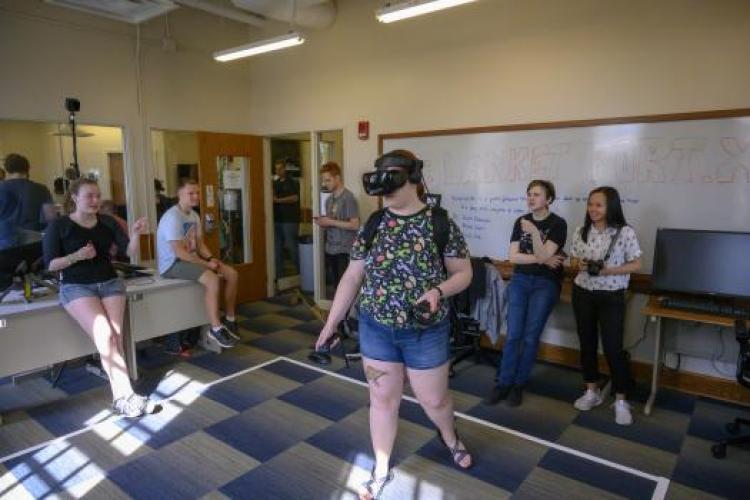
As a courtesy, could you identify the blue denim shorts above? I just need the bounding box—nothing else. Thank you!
[358,312,451,370]
[59,278,127,306]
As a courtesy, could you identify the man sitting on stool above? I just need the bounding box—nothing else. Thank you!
[156,178,239,348]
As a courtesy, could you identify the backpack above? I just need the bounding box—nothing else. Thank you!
[361,206,451,263]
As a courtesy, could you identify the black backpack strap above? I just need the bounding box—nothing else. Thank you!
[431,206,450,261]
[362,208,386,251]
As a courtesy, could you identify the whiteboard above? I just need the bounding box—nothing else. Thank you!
[383,114,750,270]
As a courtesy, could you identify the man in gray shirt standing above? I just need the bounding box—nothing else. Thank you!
[314,162,359,290]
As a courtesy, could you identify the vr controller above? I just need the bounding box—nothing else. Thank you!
[309,333,339,365]
[411,299,442,329]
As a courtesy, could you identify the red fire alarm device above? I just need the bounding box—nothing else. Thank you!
[358,121,369,140]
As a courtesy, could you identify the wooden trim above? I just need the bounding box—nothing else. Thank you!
[379,108,750,142]
[481,335,750,406]
[490,259,652,294]
[139,233,154,261]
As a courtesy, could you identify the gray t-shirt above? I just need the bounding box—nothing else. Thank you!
[157,205,201,274]
[324,188,359,255]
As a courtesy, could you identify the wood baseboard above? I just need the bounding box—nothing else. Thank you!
[481,336,750,406]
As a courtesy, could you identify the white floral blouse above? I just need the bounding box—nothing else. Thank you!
[570,225,642,291]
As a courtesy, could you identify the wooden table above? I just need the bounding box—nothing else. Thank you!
[641,295,744,415]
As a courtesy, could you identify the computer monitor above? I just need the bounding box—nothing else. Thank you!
[652,229,750,299]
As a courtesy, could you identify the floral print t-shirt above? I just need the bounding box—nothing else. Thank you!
[350,207,469,328]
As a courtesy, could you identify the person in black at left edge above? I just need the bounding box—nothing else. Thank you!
[43,178,157,418]
[273,159,300,277]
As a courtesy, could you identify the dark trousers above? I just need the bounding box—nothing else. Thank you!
[325,252,349,289]
[572,284,631,395]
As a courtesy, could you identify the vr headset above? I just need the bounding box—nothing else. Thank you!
[362,153,424,196]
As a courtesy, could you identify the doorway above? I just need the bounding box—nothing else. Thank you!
[150,129,268,304]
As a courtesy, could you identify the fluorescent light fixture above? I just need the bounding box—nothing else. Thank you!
[213,32,304,62]
[376,0,477,23]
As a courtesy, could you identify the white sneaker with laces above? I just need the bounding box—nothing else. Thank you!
[613,399,633,425]
[574,389,603,411]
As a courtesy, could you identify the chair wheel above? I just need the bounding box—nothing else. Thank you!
[711,443,727,459]
[726,422,741,435]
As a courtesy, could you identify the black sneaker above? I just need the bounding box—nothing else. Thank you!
[483,384,512,405]
[209,325,236,348]
[506,385,523,407]
[223,318,241,342]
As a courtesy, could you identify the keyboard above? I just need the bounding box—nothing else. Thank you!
[659,297,750,319]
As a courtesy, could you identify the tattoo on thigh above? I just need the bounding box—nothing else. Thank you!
[365,366,387,386]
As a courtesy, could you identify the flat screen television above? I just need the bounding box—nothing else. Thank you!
[652,228,750,299]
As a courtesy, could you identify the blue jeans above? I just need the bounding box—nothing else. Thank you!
[274,222,299,277]
[496,272,560,386]
[359,312,451,370]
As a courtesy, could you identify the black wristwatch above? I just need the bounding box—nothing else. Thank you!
[434,286,444,298]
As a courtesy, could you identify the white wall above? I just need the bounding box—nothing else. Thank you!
[240,0,750,379]
[0,0,255,225]
[1,0,749,380]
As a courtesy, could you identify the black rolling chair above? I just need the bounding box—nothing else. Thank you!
[448,258,498,378]
[712,319,750,459]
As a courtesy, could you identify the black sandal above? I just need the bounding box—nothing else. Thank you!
[438,427,473,469]
[359,468,394,500]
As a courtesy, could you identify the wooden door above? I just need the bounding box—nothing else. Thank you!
[197,132,266,304]
[108,153,126,206]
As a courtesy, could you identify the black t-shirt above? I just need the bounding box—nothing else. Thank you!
[273,176,300,223]
[510,212,567,282]
[43,214,129,284]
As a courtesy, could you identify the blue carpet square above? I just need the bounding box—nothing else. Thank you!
[539,449,656,499]
[279,379,368,421]
[672,444,750,499]
[283,305,319,322]
[261,360,325,384]
[44,364,108,396]
[468,403,570,442]
[247,333,313,356]
[26,390,109,437]
[291,320,326,335]
[205,406,327,463]
[108,452,202,499]
[203,376,278,412]
[573,410,684,453]
[187,351,255,377]
[238,316,293,334]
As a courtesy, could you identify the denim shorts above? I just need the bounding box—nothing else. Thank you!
[59,278,127,306]
[358,312,451,370]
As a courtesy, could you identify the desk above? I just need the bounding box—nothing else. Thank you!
[642,296,743,415]
[0,276,209,381]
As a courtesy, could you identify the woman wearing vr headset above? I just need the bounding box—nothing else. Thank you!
[569,186,642,425]
[316,150,473,499]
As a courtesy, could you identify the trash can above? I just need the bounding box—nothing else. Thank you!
[298,235,314,292]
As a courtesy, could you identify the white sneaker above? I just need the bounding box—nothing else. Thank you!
[613,399,633,426]
[574,389,603,411]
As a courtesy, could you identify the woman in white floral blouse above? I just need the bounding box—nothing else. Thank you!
[569,186,642,426]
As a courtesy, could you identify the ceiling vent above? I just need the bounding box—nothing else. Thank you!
[44,0,178,24]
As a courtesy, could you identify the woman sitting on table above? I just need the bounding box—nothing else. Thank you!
[569,186,642,425]
[43,178,155,418]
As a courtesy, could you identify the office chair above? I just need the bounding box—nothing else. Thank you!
[448,258,498,378]
[711,318,750,459]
